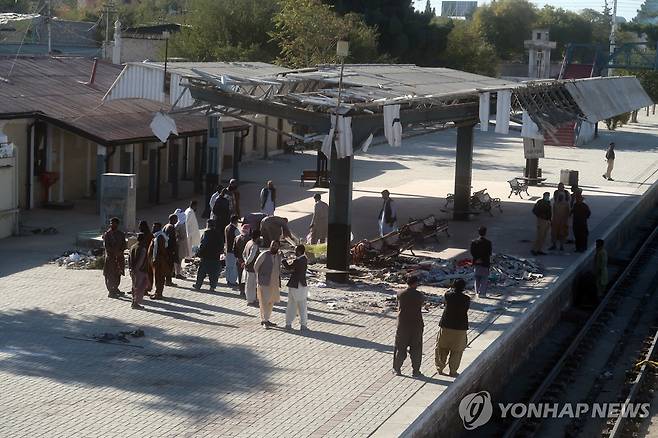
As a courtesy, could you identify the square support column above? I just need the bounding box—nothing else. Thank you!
[453,122,476,221]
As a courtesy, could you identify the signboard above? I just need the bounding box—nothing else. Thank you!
[523,138,545,159]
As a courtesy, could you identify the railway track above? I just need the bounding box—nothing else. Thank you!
[498,223,658,438]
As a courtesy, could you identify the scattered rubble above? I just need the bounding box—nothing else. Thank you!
[52,249,105,270]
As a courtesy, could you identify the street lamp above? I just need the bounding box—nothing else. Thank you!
[162,30,170,93]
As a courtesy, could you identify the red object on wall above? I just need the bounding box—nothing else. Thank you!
[39,171,59,202]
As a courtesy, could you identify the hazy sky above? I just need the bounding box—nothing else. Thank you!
[413,0,643,20]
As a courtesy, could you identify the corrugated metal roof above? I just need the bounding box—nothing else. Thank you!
[0,56,240,144]
[565,76,654,122]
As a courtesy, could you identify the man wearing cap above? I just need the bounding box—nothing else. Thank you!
[102,217,127,298]
[309,193,329,244]
[378,189,397,237]
[228,178,241,218]
[531,192,552,256]
[470,226,492,298]
[393,275,425,377]
[435,278,470,377]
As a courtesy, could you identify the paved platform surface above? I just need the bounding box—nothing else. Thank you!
[1,115,658,437]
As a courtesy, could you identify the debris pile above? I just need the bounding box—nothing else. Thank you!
[52,249,105,270]
[374,253,543,290]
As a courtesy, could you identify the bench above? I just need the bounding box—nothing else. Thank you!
[508,178,529,198]
[300,170,329,187]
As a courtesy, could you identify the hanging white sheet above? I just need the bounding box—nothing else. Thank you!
[521,111,543,140]
[383,104,402,147]
[360,133,374,153]
[321,115,353,159]
[150,111,178,143]
[479,92,490,132]
[495,90,512,134]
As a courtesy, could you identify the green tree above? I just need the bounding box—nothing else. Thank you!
[634,0,658,24]
[168,0,279,62]
[535,6,593,55]
[271,0,379,68]
[472,0,538,61]
[439,20,498,76]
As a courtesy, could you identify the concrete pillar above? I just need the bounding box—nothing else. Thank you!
[85,140,92,197]
[46,124,53,202]
[96,145,106,212]
[29,124,35,209]
[453,122,476,221]
[326,152,352,283]
[112,20,121,65]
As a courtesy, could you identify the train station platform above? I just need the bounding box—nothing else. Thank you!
[1,115,658,437]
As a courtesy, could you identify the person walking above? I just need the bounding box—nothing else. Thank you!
[185,200,201,256]
[102,217,126,298]
[470,226,492,298]
[550,183,570,251]
[260,215,292,247]
[174,209,189,280]
[393,275,425,377]
[212,188,232,233]
[531,192,552,256]
[572,194,591,252]
[234,224,251,296]
[148,222,168,300]
[435,279,470,377]
[309,193,329,244]
[163,214,179,286]
[194,220,223,292]
[209,184,223,220]
[128,232,150,309]
[284,244,309,331]
[243,230,261,306]
[603,142,616,181]
[224,215,240,287]
[254,240,282,329]
[594,239,608,298]
[378,189,397,237]
[260,180,276,216]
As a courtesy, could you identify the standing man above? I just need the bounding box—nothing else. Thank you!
[254,240,282,329]
[594,239,608,298]
[213,188,232,234]
[378,189,397,237]
[209,184,223,220]
[603,142,615,181]
[163,214,178,286]
[531,192,552,256]
[550,183,570,251]
[572,194,591,252]
[470,226,492,298]
[128,232,150,310]
[102,217,126,298]
[224,214,240,287]
[435,278,470,377]
[260,180,276,216]
[185,200,201,256]
[148,222,168,300]
[194,220,223,292]
[243,230,261,306]
[283,244,309,331]
[234,224,251,296]
[393,275,425,377]
[228,178,241,218]
[174,209,189,280]
[309,193,329,244]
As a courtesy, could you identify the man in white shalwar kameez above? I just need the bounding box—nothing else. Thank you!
[174,208,189,279]
[254,240,282,329]
[185,200,201,256]
[378,190,398,237]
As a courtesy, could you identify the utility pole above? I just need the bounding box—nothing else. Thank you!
[103,1,116,59]
[46,0,52,54]
[609,0,618,76]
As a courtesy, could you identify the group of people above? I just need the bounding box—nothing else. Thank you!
[532,183,591,255]
[102,200,202,309]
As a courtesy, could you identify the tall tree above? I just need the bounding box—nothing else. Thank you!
[440,20,498,76]
[169,0,279,62]
[472,0,538,61]
[634,0,658,24]
[424,0,435,16]
[271,0,380,68]
[535,6,593,55]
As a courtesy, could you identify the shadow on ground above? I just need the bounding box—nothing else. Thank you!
[0,308,273,416]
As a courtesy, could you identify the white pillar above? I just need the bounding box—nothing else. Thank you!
[58,130,64,202]
[112,20,122,65]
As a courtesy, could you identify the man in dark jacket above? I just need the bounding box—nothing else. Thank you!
[603,142,615,181]
[102,217,127,298]
[572,194,591,252]
[194,220,224,292]
[531,192,552,256]
[163,214,178,286]
[435,278,470,377]
[378,189,397,236]
[470,226,492,298]
[283,244,309,331]
[393,275,425,377]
